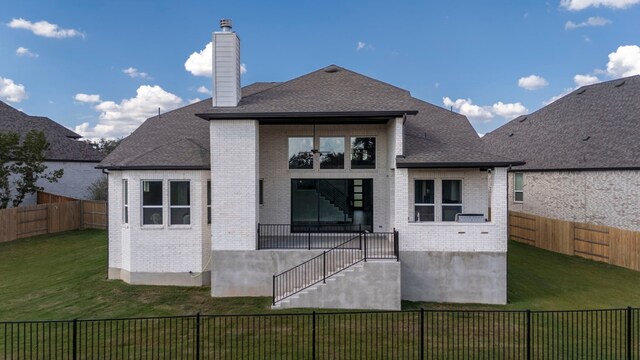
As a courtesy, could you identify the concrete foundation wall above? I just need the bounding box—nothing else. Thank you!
[109,268,210,287]
[509,170,640,232]
[400,251,507,304]
[211,250,326,297]
[277,261,401,310]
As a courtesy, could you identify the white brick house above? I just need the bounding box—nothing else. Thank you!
[100,20,521,310]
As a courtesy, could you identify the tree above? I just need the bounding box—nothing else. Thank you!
[87,176,108,201]
[0,130,64,208]
[84,138,122,155]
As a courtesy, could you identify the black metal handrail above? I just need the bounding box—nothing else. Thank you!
[272,229,399,305]
[258,224,365,249]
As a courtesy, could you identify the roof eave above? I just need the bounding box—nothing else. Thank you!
[96,165,210,171]
[196,110,418,122]
[396,161,526,169]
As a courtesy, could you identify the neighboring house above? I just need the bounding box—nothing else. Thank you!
[0,101,105,205]
[100,20,522,310]
[484,75,640,234]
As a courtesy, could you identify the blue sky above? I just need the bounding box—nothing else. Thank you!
[1,0,639,138]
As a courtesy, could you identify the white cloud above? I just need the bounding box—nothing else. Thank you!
[606,45,640,77]
[197,86,211,94]
[560,0,640,10]
[73,85,183,138]
[492,102,528,118]
[16,47,38,57]
[7,18,84,38]
[443,97,528,122]
[518,75,549,90]
[122,67,150,79]
[565,16,611,29]
[188,98,202,104]
[74,93,101,103]
[574,74,600,86]
[184,41,246,77]
[0,76,28,103]
[356,41,366,51]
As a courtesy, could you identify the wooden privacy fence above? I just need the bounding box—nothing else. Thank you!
[0,200,107,243]
[509,211,640,271]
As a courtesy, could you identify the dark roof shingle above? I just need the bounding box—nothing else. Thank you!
[483,75,640,171]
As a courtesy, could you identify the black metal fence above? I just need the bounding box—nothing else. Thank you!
[2,308,639,359]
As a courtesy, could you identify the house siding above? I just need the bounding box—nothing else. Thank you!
[19,161,104,205]
[509,170,640,232]
[108,169,211,286]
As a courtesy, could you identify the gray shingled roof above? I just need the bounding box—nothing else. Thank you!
[0,101,104,162]
[101,66,521,169]
[483,75,640,171]
[100,82,279,169]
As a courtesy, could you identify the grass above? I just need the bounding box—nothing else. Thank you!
[1,230,640,321]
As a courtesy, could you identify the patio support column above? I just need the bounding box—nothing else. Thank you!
[393,167,409,233]
[490,167,508,251]
[210,119,259,250]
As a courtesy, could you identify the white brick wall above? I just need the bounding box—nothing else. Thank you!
[210,120,259,250]
[396,167,508,252]
[258,124,393,232]
[509,170,640,232]
[108,169,210,273]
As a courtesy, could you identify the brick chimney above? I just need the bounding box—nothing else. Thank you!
[212,19,241,107]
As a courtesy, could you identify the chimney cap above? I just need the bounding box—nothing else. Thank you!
[220,19,233,32]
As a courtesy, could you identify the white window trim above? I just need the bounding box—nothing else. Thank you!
[441,179,463,222]
[122,179,129,225]
[207,180,212,224]
[169,180,191,226]
[141,180,163,227]
[350,135,377,170]
[514,172,524,203]
[414,179,435,222]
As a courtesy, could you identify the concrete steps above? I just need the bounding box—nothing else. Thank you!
[272,260,401,310]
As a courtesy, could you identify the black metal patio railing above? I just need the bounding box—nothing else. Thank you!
[272,230,399,305]
[258,224,378,249]
[2,307,640,359]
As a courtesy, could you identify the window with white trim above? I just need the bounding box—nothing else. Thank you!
[123,180,129,224]
[442,180,462,222]
[142,180,163,225]
[170,181,190,225]
[514,172,524,202]
[414,180,434,222]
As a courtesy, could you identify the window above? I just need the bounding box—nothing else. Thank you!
[259,179,264,205]
[442,180,462,221]
[170,181,190,225]
[514,172,524,202]
[319,137,344,169]
[288,137,313,169]
[414,180,434,222]
[351,137,376,169]
[142,180,163,225]
[122,180,129,224]
[207,180,211,224]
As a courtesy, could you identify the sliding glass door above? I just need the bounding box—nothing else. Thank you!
[291,179,373,231]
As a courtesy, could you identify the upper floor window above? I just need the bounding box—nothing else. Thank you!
[122,180,129,224]
[514,172,524,202]
[442,180,462,221]
[414,180,434,222]
[351,137,376,169]
[142,180,163,225]
[319,137,344,169]
[170,181,190,225]
[288,137,313,169]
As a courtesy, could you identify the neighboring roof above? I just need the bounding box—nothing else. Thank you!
[483,75,640,171]
[0,101,104,162]
[102,66,521,170]
[99,82,279,169]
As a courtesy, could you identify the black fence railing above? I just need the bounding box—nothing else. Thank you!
[258,224,374,249]
[2,308,639,359]
[272,230,398,305]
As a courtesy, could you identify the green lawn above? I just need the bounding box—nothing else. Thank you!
[1,230,639,321]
